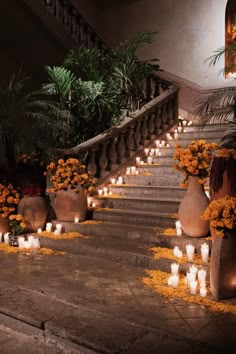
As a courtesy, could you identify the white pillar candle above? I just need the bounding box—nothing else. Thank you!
[174,132,178,140]
[198,269,207,284]
[161,140,165,146]
[200,286,207,297]
[74,217,79,223]
[176,249,183,259]
[186,244,195,262]
[150,148,155,156]
[4,232,9,244]
[176,228,182,236]
[183,120,187,126]
[171,263,179,275]
[155,140,160,147]
[136,157,141,166]
[103,187,108,196]
[140,160,144,165]
[56,224,62,233]
[117,177,123,185]
[171,274,179,288]
[166,144,170,148]
[155,148,160,155]
[131,166,136,174]
[175,220,181,230]
[189,265,198,278]
[166,133,171,140]
[136,170,139,175]
[18,236,25,249]
[189,280,198,295]
[32,238,41,249]
[201,243,209,263]
[28,236,35,247]
[92,202,96,208]
[147,156,153,164]
[144,148,149,156]
[46,222,52,232]
[168,276,173,286]
[98,189,103,196]
[23,241,31,249]
[173,246,180,257]
[188,120,193,126]
[37,228,42,234]
[110,178,116,185]
[177,126,182,133]
[174,129,178,133]
[126,167,131,175]
[186,271,195,288]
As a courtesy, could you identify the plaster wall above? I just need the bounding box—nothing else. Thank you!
[96,0,234,89]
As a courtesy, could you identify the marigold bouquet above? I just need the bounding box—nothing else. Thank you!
[201,195,236,237]
[173,140,218,187]
[45,158,97,193]
[9,214,27,236]
[0,183,21,218]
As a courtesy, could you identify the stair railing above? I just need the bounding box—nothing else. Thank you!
[39,0,106,49]
[64,75,179,186]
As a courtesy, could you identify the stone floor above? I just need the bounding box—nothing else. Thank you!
[0,250,235,354]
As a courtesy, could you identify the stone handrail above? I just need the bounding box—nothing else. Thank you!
[64,76,179,185]
[39,0,106,49]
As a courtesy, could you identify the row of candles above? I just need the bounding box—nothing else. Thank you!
[168,243,209,297]
[0,232,41,249]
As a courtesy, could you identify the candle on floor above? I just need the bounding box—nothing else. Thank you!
[171,274,179,288]
[23,241,31,249]
[189,280,198,295]
[186,244,195,262]
[201,243,209,264]
[171,263,179,275]
[32,238,41,249]
[74,217,79,223]
[200,286,207,297]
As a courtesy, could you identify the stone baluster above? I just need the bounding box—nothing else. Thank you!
[117,133,126,164]
[63,0,71,32]
[145,77,151,102]
[98,143,108,177]
[55,0,63,22]
[160,102,168,130]
[71,9,80,42]
[133,120,141,151]
[44,0,56,14]
[153,77,160,97]
[87,149,97,177]
[140,116,148,145]
[107,138,117,171]
[147,112,155,140]
[125,125,134,157]
[167,98,174,125]
[153,108,162,135]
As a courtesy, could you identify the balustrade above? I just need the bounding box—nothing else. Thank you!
[64,79,179,185]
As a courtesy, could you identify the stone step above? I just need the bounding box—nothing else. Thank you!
[168,137,222,147]
[39,232,210,276]
[54,220,212,253]
[91,207,178,228]
[176,129,224,140]
[182,123,229,133]
[123,174,183,186]
[138,164,177,176]
[109,185,186,199]
[95,195,180,213]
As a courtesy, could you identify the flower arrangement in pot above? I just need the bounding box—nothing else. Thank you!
[201,195,236,299]
[173,140,218,237]
[45,158,97,221]
[173,140,218,187]
[8,214,27,247]
[0,182,21,233]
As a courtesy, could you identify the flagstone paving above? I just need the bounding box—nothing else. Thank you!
[0,250,235,353]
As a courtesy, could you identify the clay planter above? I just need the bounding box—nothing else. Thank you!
[210,229,236,299]
[210,156,236,199]
[53,188,88,222]
[178,176,210,237]
[17,195,48,232]
[0,215,10,234]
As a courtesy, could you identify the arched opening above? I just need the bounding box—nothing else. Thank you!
[225,0,236,77]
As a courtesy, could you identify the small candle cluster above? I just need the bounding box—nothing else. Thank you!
[110,176,124,184]
[168,243,209,297]
[46,222,63,235]
[126,166,139,175]
[1,232,41,249]
[175,220,182,236]
[97,186,112,196]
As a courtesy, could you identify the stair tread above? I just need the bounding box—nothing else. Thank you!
[92,207,177,218]
[111,185,184,190]
[98,195,181,203]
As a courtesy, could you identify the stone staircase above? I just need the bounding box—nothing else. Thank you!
[43,123,225,277]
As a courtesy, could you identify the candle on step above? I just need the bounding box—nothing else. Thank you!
[200,286,207,297]
[126,167,131,175]
[171,263,179,275]
[147,156,153,164]
[186,244,195,262]
[201,243,209,264]
[46,222,52,232]
[140,160,144,165]
[161,140,165,147]
[37,228,42,234]
[173,246,180,257]
[74,217,79,223]
[174,132,178,140]
[186,271,195,288]
[56,224,62,235]
[136,157,141,166]
[144,148,149,156]
[110,178,116,184]
[188,120,193,126]
[131,166,136,174]
[98,189,103,196]
[155,148,160,156]
[177,126,182,133]
[183,120,187,126]
[4,232,9,244]
[198,269,206,285]
[92,202,96,208]
[103,187,108,196]
[189,265,198,278]
[117,176,123,185]
[150,148,155,156]
[155,140,160,147]
[171,274,179,288]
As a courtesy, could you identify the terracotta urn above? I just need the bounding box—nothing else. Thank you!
[53,188,88,222]
[178,176,210,237]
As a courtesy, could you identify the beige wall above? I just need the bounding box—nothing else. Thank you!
[95,0,233,90]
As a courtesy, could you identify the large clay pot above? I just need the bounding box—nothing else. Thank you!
[210,229,236,299]
[0,215,10,234]
[17,195,49,232]
[178,176,210,237]
[53,188,88,222]
[210,156,236,199]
